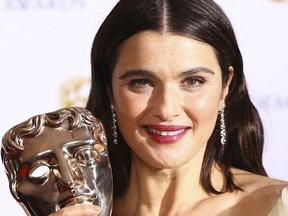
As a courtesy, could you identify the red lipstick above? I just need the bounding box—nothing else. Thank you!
[144,124,189,144]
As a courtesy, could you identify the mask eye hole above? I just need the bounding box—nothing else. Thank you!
[29,165,50,184]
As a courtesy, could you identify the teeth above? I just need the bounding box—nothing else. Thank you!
[149,128,185,136]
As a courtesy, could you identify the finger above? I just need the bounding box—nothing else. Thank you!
[48,204,101,216]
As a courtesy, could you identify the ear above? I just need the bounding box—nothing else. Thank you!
[220,66,234,108]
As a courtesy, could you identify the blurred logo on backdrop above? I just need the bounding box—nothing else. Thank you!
[253,95,288,111]
[60,77,90,107]
[2,0,87,10]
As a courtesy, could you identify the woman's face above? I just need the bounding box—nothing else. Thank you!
[112,31,230,169]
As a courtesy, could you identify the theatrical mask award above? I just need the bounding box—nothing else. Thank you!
[1,107,113,216]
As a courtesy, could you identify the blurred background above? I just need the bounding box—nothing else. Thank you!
[0,0,287,214]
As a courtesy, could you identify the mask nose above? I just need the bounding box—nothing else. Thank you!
[54,155,83,193]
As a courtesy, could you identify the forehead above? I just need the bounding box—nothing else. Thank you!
[115,31,220,74]
[20,126,95,162]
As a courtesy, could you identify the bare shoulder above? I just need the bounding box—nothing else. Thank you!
[232,168,288,192]
[189,169,287,216]
[227,168,288,216]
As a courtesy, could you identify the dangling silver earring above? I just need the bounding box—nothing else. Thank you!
[110,104,118,145]
[220,103,226,145]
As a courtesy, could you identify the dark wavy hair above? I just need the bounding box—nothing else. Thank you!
[86,0,267,198]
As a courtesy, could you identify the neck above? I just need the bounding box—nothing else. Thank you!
[113,146,224,215]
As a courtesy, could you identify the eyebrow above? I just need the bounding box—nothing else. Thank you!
[22,151,53,164]
[118,69,154,80]
[63,139,96,150]
[180,66,215,77]
[118,66,215,80]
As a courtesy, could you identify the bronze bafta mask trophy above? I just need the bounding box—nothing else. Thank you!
[1,107,113,216]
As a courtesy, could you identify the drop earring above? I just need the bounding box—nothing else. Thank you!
[110,104,118,145]
[220,103,226,145]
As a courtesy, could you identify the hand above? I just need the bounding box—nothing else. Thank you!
[48,204,101,216]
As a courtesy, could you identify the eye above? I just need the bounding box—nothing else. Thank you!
[30,165,49,178]
[74,147,98,164]
[128,78,154,88]
[29,164,50,185]
[180,76,206,89]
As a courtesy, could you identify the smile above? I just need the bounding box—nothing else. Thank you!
[144,125,189,144]
[148,128,185,136]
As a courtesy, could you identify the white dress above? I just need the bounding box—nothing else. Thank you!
[269,187,288,216]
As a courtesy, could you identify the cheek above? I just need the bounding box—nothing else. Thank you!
[112,90,149,148]
[186,90,221,128]
[197,97,219,116]
[113,89,149,121]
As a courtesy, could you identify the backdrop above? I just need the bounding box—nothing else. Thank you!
[0,0,287,214]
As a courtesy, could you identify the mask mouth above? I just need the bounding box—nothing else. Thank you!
[57,194,98,209]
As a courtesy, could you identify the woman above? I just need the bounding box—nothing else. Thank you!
[51,0,288,215]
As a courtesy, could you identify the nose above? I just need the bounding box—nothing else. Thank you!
[55,155,83,192]
[152,84,181,121]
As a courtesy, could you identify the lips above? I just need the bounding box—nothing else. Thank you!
[144,124,189,144]
[58,194,97,209]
